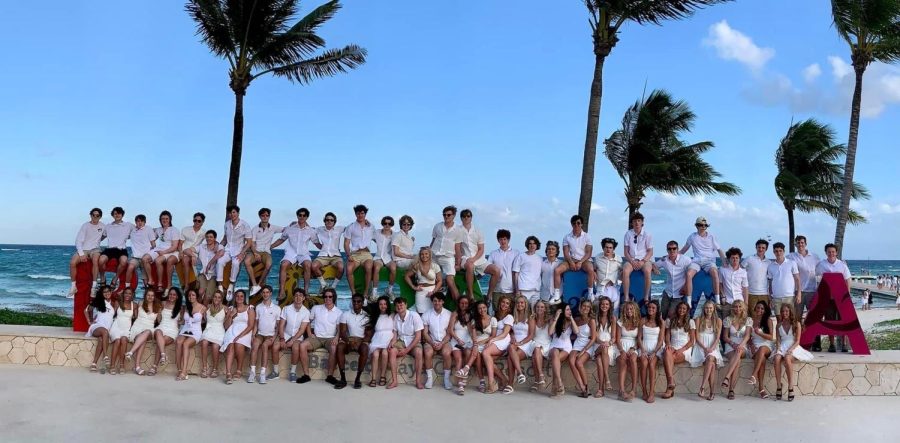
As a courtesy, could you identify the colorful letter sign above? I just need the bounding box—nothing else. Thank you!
[799,273,870,355]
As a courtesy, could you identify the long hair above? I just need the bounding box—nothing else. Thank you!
[620,301,640,330]
[754,300,771,334]
[533,300,550,328]
[208,290,224,317]
[669,301,691,333]
[142,288,160,314]
[494,295,513,320]
[90,285,111,312]
[553,303,570,338]
[779,303,796,331]
[513,296,531,323]
[729,299,748,331]
[365,295,391,336]
[473,301,490,335]
[643,300,662,327]
[166,287,183,319]
[184,288,199,316]
[697,300,717,330]
[595,296,615,327]
[455,296,473,326]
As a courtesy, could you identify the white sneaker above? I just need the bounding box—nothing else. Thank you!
[386,285,395,296]
[549,289,562,304]
[317,277,327,288]
[443,376,452,390]
[226,286,234,302]
[425,376,433,389]
[249,285,261,296]
[370,287,379,301]
[68,282,77,297]
[218,284,225,293]
[258,373,267,384]
[247,372,256,383]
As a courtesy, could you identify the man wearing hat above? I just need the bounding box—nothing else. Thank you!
[680,216,726,308]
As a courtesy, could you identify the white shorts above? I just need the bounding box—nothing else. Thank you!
[281,253,312,265]
[689,258,717,273]
[435,255,455,276]
[460,256,489,275]
[517,340,549,359]
[520,290,540,306]
[394,258,413,269]
[373,258,392,267]
[148,250,180,262]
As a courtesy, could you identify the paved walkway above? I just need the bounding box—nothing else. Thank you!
[0,365,896,442]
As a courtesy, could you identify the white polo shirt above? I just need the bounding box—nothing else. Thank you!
[280,224,316,260]
[624,229,652,260]
[255,301,282,336]
[310,304,342,338]
[815,258,851,280]
[654,254,692,296]
[458,225,487,264]
[767,259,799,299]
[76,221,106,256]
[741,255,771,295]
[787,251,821,292]
[280,304,310,341]
[391,230,415,261]
[315,226,343,257]
[685,231,721,261]
[340,309,369,339]
[540,258,561,300]
[394,310,425,346]
[223,219,252,254]
[719,266,749,304]
[251,224,284,254]
[562,231,592,261]
[104,221,134,249]
[594,254,622,286]
[153,226,182,251]
[430,223,461,258]
[197,243,223,277]
[180,226,204,252]
[373,230,393,263]
[488,247,520,293]
[422,308,451,342]
[129,226,157,258]
[344,221,376,252]
[512,252,542,292]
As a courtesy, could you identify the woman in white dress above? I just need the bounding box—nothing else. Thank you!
[548,303,578,398]
[748,300,776,399]
[367,295,394,387]
[459,300,495,394]
[199,290,226,379]
[570,299,597,398]
[449,296,474,395]
[126,288,161,376]
[721,299,752,399]
[506,296,534,389]
[404,247,443,314]
[149,287,182,376]
[175,289,206,381]
[529,300,553,392]
[691,301,723,401]
[108,288,137,375]
[483,295,513,394]
[662,301,694,399]
[84,285,115,374]
[773,304,813,402]
[592,296,618,397]
[639,300,665,403]
[221,289,256,385]
[616,301,641,402]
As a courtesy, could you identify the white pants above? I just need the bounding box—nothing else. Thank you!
[216,249,242,283]
[521,290,540,307]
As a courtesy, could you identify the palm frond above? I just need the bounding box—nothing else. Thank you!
[186,0,238,63]
[831,0,900,62]
[249,1,342,69]
[257,44,367,83]
[622,0,734,25]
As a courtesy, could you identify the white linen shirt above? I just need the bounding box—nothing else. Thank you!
[153,226,182,251]
[391,230,415,261]
[624,229,653,261]
[223,219,252,254]
[767,259,799,299]
[594,254,622,286]
[75,222,106,256]
[787,251,821,292]
[430,223,461,258]
[197,243,223,278]
[104,221,134,249]
[129,226,157,258]
[374,230,393,263]
[180,226,204,251]
[251,224,284,254]
[315,226,343,257]
[488,247,520,293]
[421,308,451,342]
[512,252,542,292]
[280,304,310,341]
[654,254,693,296]
[344,221,376,252]
[394,310,425,347]
[340,309,369,339]
[310,304,343,338]
[719,266,749,304]
[458,225,487,264]
[815,258,851,280]
[563,231,592,261]
[255,302,282,336]
[741,255,771,295]
[685,231,721,260]
[280,224,316,260]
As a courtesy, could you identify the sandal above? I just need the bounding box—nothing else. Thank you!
[134,366,145,376]
[457,365,470,378]
[90,363,98,373]
[502,385,515,395]
[661,385,675,399]
[125,352,133,362]
[159,354,168,369]
[210,369,219,379]
[148,365,157,376]
[698,387,706,399]
[775,387,783,401]
[578,389,590,398]
[788,388,795,402]
[378,377,387,386]
[747,375,757,386]
[759,388,769,399]
[477,380,486,393]
[457,384,466,396]
[594,389,604,398]
[109,368,118,375]
[225,375,233,385]
[727,390,735,400]
[516,373,527,385]
[707,391,715,401]
[118,365,125,375]
[721,377,730,389]
[368,379,377,388]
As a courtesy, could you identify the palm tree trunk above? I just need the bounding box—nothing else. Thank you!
[787,208,795,253]
[578,53,606,231]
[226,91,245,209]
[833,65,865,259]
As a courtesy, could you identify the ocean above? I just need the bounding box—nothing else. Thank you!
[1,244,896,316]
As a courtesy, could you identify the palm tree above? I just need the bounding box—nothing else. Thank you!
[830,0,900,257]
[775,119,870,253]
[604,89,740,226]
[577,0,731,230]
[186,0,367,207]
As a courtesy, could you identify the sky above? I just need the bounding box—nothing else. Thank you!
[0,0,898,259]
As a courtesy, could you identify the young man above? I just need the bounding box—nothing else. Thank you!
[681,216,726,303]
[298,287,343,385]
[217,205,253,301]
[68,208,106,296]
[372,216,396,298]
[99,207,134,288]
[512,236,543,306]
[272,208,316,300]
[195,229,224,302]
[125,214,157,290]
[653,240,693,319]
[719,247,749,320]
[149,211,182,290]
[456,209,494,299]
[815,243,853,353]
[245,208,283,296]
[421,292,453,390]
[344,205,376,297]
[485,229,519,312]
[787,235,821,322]
[430,205,462,300]
[552,215,596,301]
[248,285,282,384]
[622,212,653,303]
[335,293,370,389]
[742,239,772,311]
[311,212,344,290]
[767,242,801,317]
[279,288,310,382]
[179,212,206,290]
[390,297,425,389]
[593,238,622,311]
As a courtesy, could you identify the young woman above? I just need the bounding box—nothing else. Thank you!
[150,287,182,376]
[404,247,443,314]
[84,285,115,373]
[367,295,394,387]
[540,241,562,303]
[459,300,495,394]
[175,289,206,381]
[616,301,641,402]
[690,300,723,400]
[108,288,137,375]
[506,296,535,388]
[199,290,226,379]
[774,304,814,401]
[661,301,694,399]
[220,289,256,384]
[548,303,578,398]
[748,300,776,398]
[449,296,474,395]
[126,288,161,375]
[721,299,752,399]
[592,296,618,397]
[482,295,513,394]
[529,300,553,392]
[571,299,597,398]
[639,300,665,403]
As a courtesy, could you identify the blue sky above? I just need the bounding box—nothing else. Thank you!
[0,0,898,259]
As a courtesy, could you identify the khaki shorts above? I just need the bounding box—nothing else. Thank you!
[343,337,366,353]
[719,302,733,320]
[305,335,334,352]
[314,256,343,267]
[197,275,217,299]
[349,250,373,264]
[774,298,795,317]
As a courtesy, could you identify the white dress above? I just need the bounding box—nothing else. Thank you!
[723,317,753,355]
[666,319,695,361]
[690,319,724,367]
[413,262,441,314]
[549,326,573,353]
[155,307,180,340]
[85,301,115,338]
[572,322,593,356]
[530,322,551,358]
[617,321,638,354]
[473,317,497,353]
[640,323,664,357]
[592,321,619,364]
[450,316,473,349]
[220,306,254,351]
[108,304,134,341]
[179,311,202,338]
[774,323,814,361]
[201,308,226,346]
[750,320,775,351]
[492,314,514,352]
[128,307,157,342]
[369,314,395,353]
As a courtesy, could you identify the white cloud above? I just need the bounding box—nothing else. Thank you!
[802,63,822,82]
[878,203,900,214]
[703,20,775,71]
[828,56,852,79]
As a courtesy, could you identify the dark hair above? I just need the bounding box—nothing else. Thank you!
[90,285,112,312]
[473,300,490,334]
[90,208,103,217]
[545,240,560,252]
[297,207,310,217]
[261,285,273,294]
[630,212,644,222]
[226,205,240,213]
[399,215,414,226]
[185,288,199,316]
[293,287,307,297]
[553,303,570,338]
[205,229,217,239]
[496,229,511,240]
[442,205,457,215]
[351,292,365,301]
[258,207,271,216]
[322,287,337,299]
[431,292,446,302]
[667,240,679,248]
[755,239,769,247]
[596,296,615,326]
[794,235,807,243]
[643,300,662,327]
[381,216,394,227]
[494,295,512,319]
[167,287,183,318]
[773,242,786,251]
[232,289,247,306]
[393,296,406,305]
[159,210,172,223]
[455,296,472,325]
[755,301,771,334]
[135,214,147,223]
[194,212,206,222]
[824,243,838,253]
[323,212,337,223]
[726,247,743,259]
[601,237,618,249]
[353,204,368,214]
[460,209,472,218]
[669,301,691,333]
[570,215,583,225]
[111,206,124,216]
[365,295,392,335]
[525,235,541,249]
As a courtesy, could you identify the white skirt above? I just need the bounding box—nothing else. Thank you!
[689,331,724,367]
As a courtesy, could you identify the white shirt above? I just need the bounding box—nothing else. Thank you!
[594,254,622,286]
[512,252,542,292]
[251,224,284,254]
[344,221,376,252]
[255,301,282,336]
[788,251,821,292]
[624,229,653,261]
[719,266,749,304]
[488,247,520,293]
[815,258,851,280]
[394,310,425,346]
[655,254,693,296]
[374,230,393,263]
[421,308,451,342]
[310,304,343,338]
[685,231,721,260]
[153,226,182,251]
[563,231,592,261]
[280,224,316,259]
[767,259,799,298]
[315,226,343,257]
[223,219,252,254]
[75,221,105,256]
[129,226,157,258]
[104,221,134,249]
[741,255,771,295]
[391,230,415,260]
[458,225,486,264]
[430,223,461,258]
[340,309,369,339]
[540,258,561,299]
[495,314,514,338]
[197,243,223,277]
[180,226,204,251]
[280,304,311,340]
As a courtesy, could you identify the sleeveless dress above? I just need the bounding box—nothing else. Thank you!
[369,314,395,353]
[511,320,533,355]
[774,322,814,361]
[155,307,179,340]
[413,262,441,313]
[493,314,514,352]
[129,307,157,342]
[724,317,753,356]
[666,319,695,361]
[473,317,496,353]
[750,319,775,352]
[85,301,115,337]
[531,322,551,358]
[640,323,664,357]
[549,326,573,353]
[201,308,226,346]
[572,322,593,356]
[690,319,723,367]
[179,310,202,338]
[617,321,638,354]
[109,304,134,341]
[450,316,473,349]
[220,306,254,351]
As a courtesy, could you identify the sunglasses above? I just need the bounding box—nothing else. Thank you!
[401,222,412,226]
[667,247,677,251]
[696,224,708,228]
[382,223,394,227]
[324,295,334,299]
[91,214,101,218]
[324,218,336,222]
[443,213,454,217]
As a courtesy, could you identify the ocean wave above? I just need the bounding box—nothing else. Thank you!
[651,280,664,284]
[1,248,21,251]
[3,287,68,298]
[27,274,69,281]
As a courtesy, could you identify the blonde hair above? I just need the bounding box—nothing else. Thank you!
[533,300,550,328]
[513,296,532,323]
[620,301,640,330]
[728,300,747,330]
[698,300,718,330]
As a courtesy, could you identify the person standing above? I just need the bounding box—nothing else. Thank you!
[404,247,443,314]
[719,247,749,320]
[742,239,772,312]
[552,215,596,301]
[68,208,106,296]
[767,242,801,319]
[512,236,543,306]
[335,294,370,389]
[218,205,253,301]
[787,235,820,323]
[344,204,376,297]
[815,243,853,352]
[430,205,462,300]
[622,212,654,304]
[371,216,396,298]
